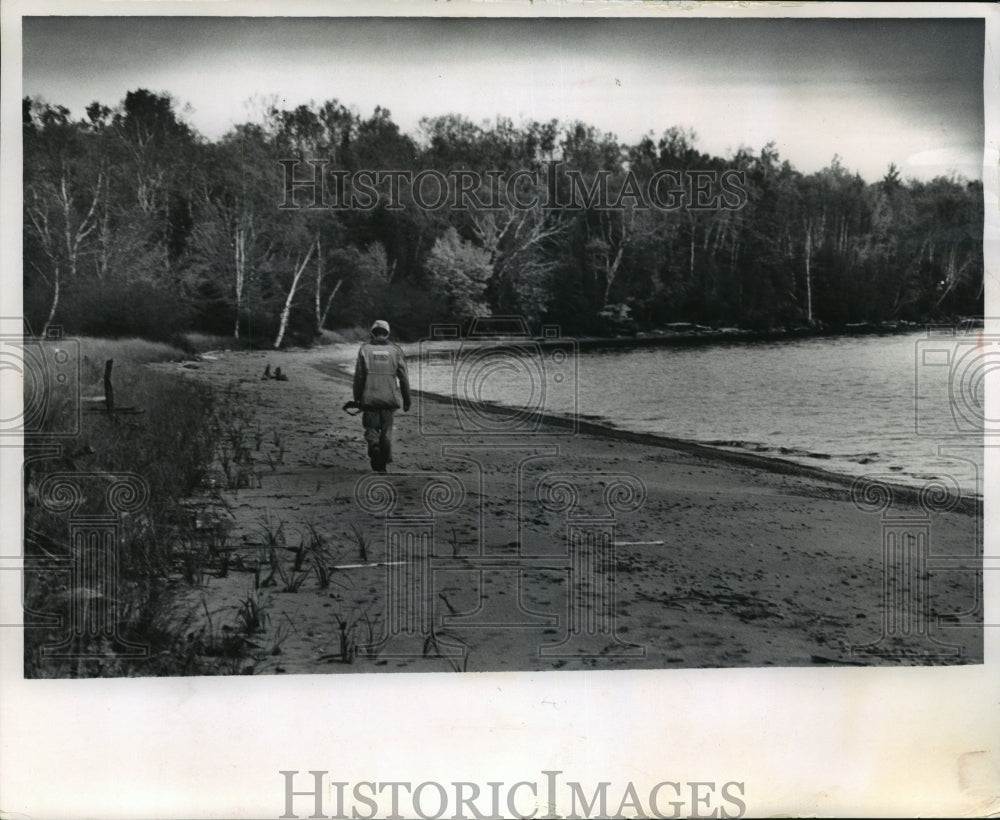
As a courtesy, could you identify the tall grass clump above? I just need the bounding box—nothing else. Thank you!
[23,336,225,677]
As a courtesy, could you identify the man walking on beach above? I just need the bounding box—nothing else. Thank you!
[352,320,411,472]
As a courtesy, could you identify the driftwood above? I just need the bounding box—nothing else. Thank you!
[261,364,289,382]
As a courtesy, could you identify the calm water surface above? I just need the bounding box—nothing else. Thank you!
[334,331,985,498]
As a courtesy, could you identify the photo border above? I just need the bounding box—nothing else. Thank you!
[2,1,997,818]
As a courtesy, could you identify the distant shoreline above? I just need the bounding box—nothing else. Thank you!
[505,320,981,352]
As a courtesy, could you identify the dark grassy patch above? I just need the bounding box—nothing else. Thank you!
[22,338,240,677]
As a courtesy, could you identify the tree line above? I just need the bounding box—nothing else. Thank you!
[23,89,983,344]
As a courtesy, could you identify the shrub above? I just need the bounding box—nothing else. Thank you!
[60,278,193,342]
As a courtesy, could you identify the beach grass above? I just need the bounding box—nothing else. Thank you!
[23,336,233,677]
[20,337,983,678]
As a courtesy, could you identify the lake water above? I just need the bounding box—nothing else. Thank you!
[333,330,988,499]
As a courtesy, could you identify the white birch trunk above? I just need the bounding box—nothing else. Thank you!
[804,222,813,325]
[234,223,247,338]
[42,265,60,337]
[319,278,343,329]
[314,238,323,327]
[274,240,317,349]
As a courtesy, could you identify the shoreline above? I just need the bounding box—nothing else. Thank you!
[154,346,983,672]
[309,359,982,516]
[573,318,982,351]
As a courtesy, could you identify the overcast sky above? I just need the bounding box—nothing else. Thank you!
[22,16,985,183]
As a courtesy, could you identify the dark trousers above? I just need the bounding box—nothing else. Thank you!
[362,409,395,471]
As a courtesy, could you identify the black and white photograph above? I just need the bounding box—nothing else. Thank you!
[2,1,998,818]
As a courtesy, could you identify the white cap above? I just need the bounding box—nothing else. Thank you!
[371,320,390,335]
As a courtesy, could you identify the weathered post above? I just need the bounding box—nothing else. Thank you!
[103,359,114,414]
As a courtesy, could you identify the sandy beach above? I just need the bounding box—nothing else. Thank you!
[155,344,983,674]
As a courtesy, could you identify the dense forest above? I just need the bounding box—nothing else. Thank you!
[23,89,983,344]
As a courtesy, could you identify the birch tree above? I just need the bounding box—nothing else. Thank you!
[274,239,317,348]
[25,167,102,334]
[471,203,564,321]
[587,208,634,308]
